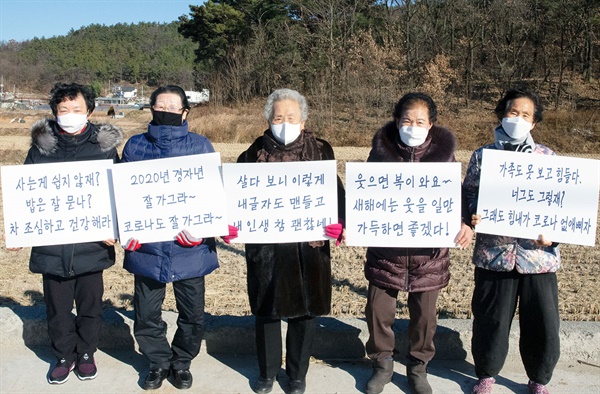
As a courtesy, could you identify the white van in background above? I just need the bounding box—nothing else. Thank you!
[185,89,210,105]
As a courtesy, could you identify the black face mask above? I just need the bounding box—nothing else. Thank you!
[152,111,183,126]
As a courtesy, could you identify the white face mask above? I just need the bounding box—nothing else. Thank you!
[501,116,532,140]
[270,122,302,145]
[398,125,429,147]
[56,113,88,134]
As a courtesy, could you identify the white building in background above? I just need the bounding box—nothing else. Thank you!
[121,87,138,99]
[185,89,210,105]
[113,86,138,99]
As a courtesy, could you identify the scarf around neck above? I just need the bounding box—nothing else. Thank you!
[493,124,535,153]
[256,129,322,163]
[256,129,325,248]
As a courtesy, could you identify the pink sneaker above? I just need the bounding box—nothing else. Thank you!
[528,380,550,394]
[471,377,495,394]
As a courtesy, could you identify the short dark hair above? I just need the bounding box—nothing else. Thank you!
[495,87,544,123]
[150,85,190,111]
[49,82,96,116]
[393,92,437,123]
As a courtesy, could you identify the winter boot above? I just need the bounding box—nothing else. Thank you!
[366,357,394,394]
[407,362,432,394]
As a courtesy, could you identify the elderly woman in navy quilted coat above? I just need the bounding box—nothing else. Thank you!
[120,85,236,391]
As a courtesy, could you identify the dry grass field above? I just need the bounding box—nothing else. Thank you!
[0,106,598,321]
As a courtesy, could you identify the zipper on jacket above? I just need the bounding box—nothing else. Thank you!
[405,249,410,291]
[68,245,75,277]
[405,147,414,292]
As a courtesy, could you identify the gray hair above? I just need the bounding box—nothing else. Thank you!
[264,88,309,123]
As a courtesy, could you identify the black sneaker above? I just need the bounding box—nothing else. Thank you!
[76,353,97,380]
[47,358,75,384]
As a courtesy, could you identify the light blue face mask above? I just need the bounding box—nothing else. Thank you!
[270,122,302,145]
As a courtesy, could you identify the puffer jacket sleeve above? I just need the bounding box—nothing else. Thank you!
[120,137,136,163]
[24,149,35,165]
[462,147,484,218]
[195,134,215,154]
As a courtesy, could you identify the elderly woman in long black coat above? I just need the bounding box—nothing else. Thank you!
[237,88,345,394]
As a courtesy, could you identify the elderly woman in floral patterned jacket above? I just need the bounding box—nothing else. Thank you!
[463,87,561,394]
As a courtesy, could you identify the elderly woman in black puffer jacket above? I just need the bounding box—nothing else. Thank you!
[363,93,473,394]
[18,82,122,385]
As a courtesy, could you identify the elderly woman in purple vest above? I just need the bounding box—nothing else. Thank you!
[363,92,473,394]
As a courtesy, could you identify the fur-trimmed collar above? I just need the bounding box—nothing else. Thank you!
[30,118,123,156]
[368,121,456,162]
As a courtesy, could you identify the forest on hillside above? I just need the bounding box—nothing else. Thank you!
[0,0,598,113]
[0,22,197,94]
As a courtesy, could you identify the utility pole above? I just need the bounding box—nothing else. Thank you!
[1,75,4,99]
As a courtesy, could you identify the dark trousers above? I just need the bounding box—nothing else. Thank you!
[133,275,205,370]
[366,283,439,364]
[43,271,104,361]
[255,316,316,380]
[471,267,560,385]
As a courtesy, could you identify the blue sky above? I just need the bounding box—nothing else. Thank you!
[0,0,200,42]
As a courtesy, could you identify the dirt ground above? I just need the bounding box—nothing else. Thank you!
[0,109,598,322]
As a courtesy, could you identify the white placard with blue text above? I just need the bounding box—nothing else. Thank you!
[346,162,462,247]
[111,152,229,243]
[1,160,117,248]
[222,161,338,243]
[476,149,599,246]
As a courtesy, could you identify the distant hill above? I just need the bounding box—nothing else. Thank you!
[0,22,197,94]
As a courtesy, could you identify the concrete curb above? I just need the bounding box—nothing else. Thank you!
[1,306,598,363]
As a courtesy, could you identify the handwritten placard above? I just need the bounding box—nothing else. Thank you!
[476,149,599,246]
[222,161,338,243]
[345,162,462,247]
[112,152,229,243]
[1,160,117,248]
